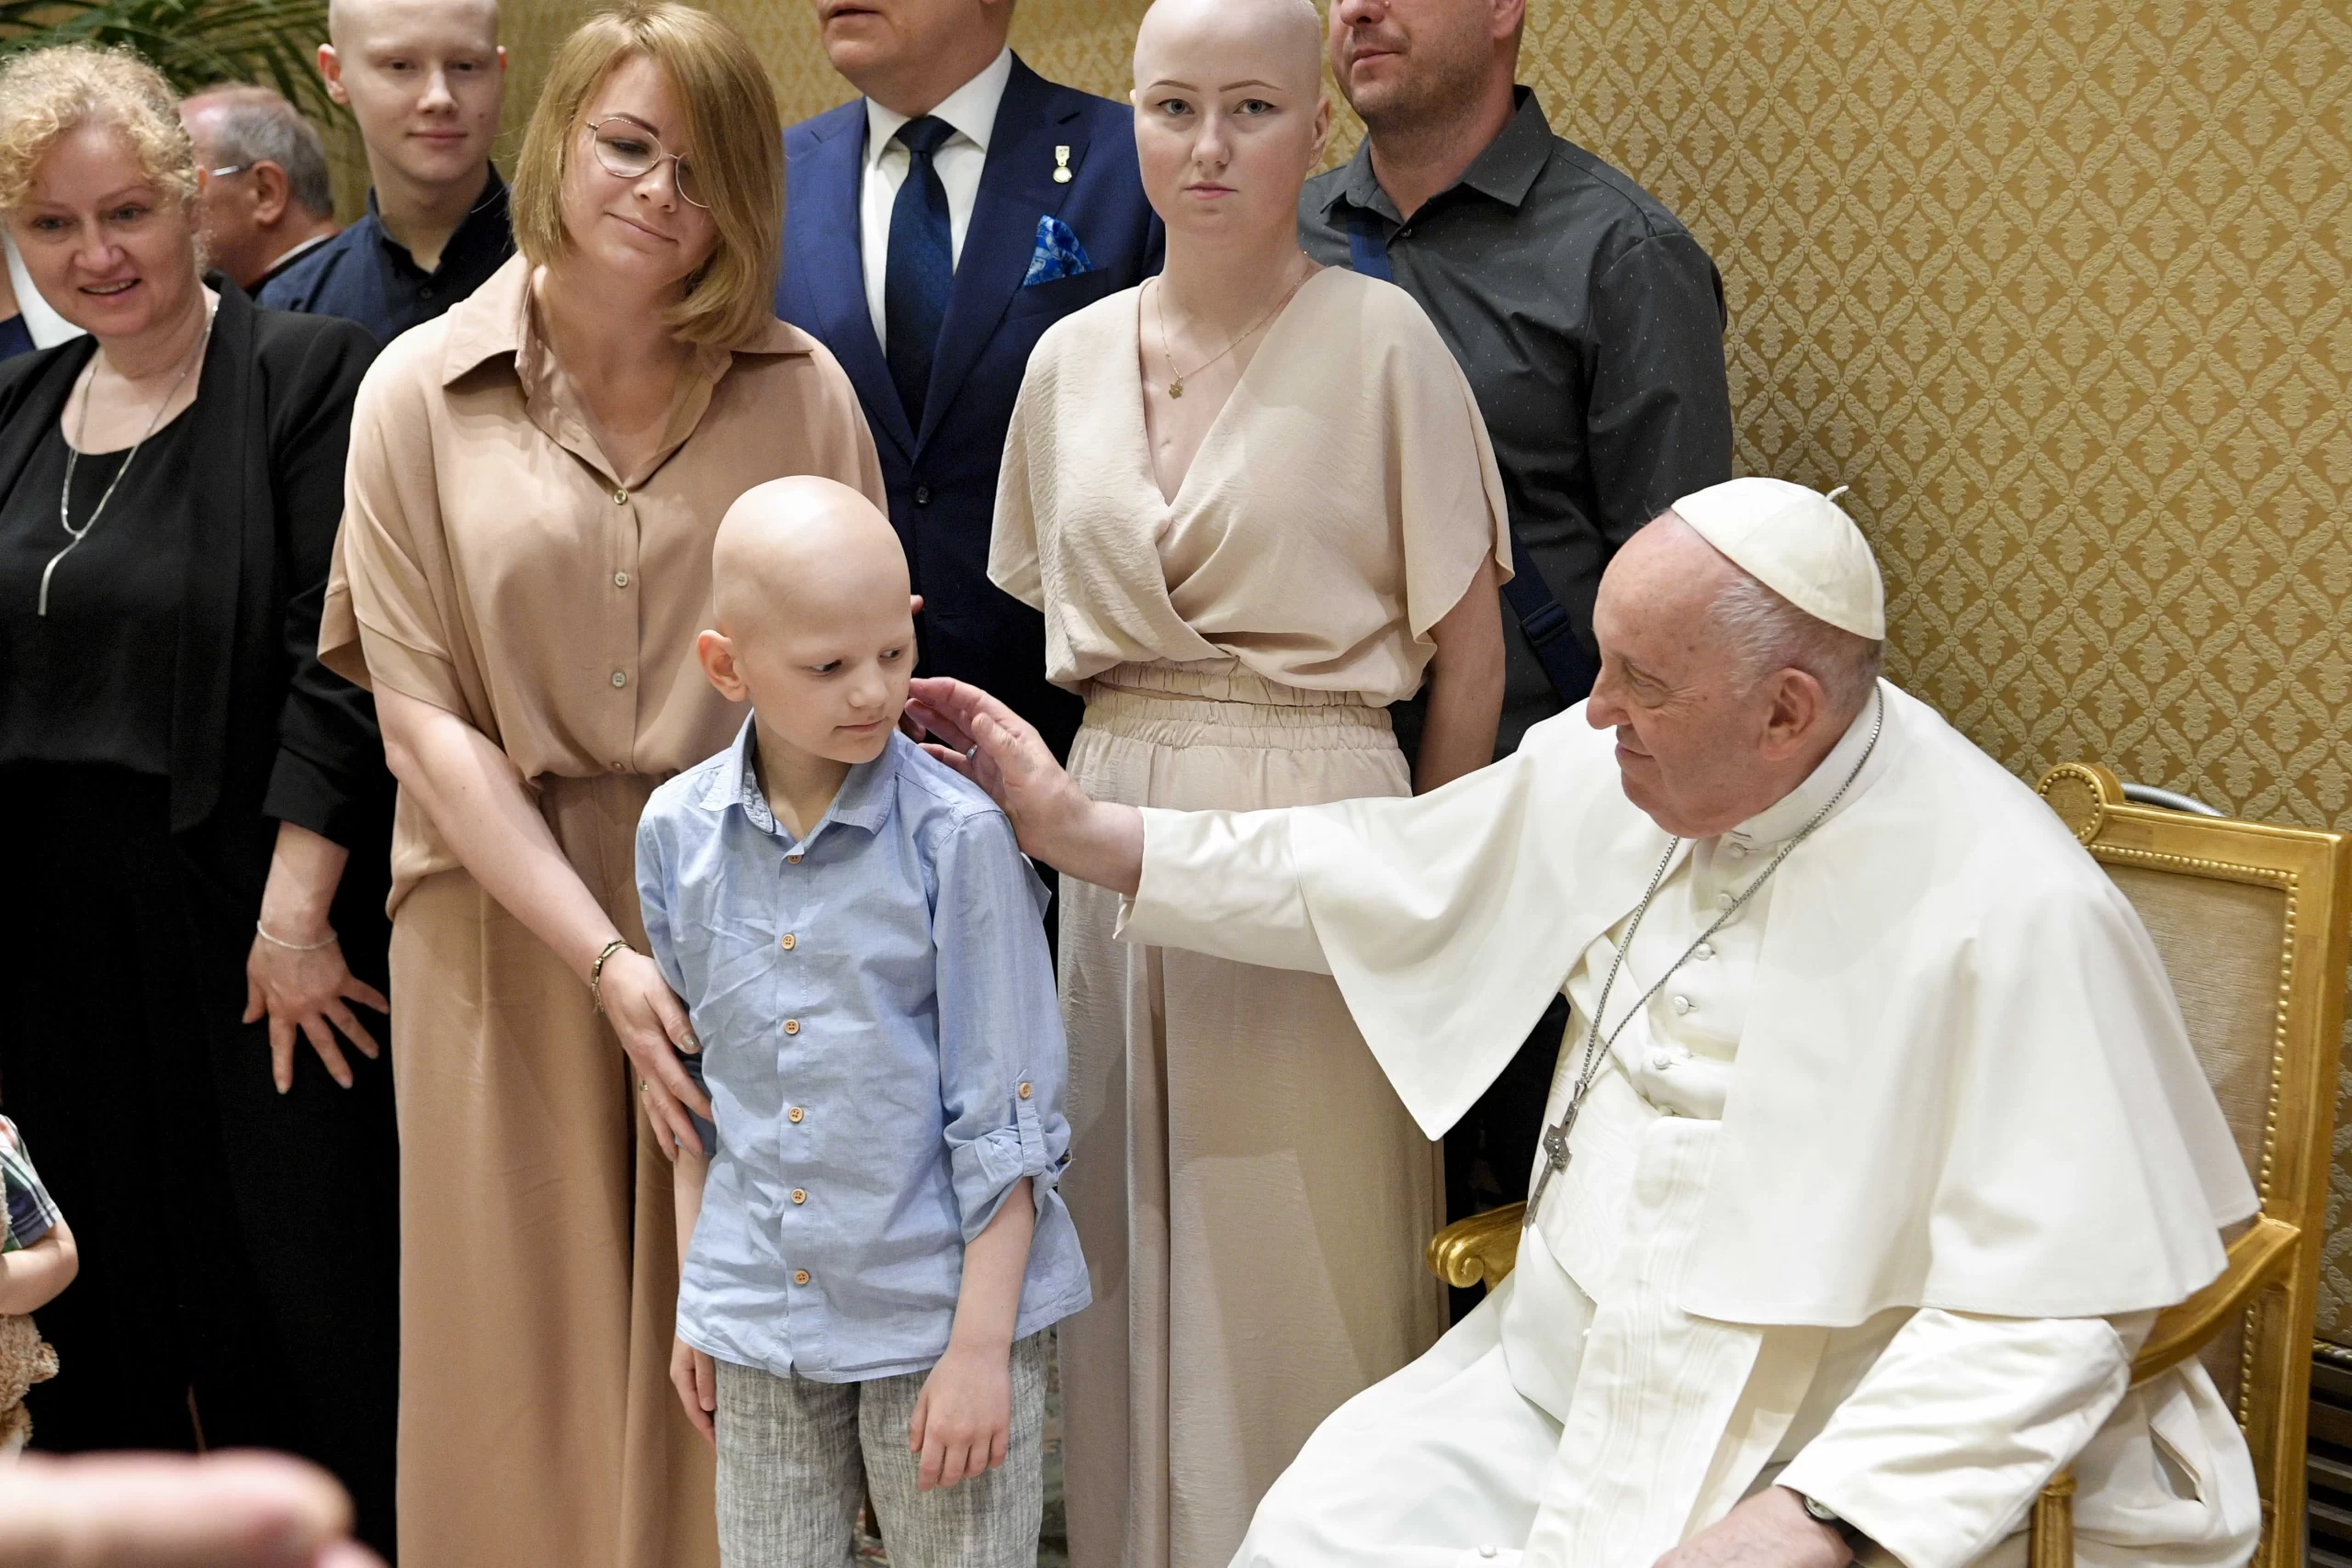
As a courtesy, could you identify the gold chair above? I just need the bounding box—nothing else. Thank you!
[1423,761,2350,1568]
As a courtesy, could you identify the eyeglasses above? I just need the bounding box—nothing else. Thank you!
[205,163,254,179]
[584,118,708,209]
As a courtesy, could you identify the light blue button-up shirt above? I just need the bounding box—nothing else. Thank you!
[637,722,1088,1382]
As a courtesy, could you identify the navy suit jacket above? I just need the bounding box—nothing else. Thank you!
[778,57,1162,759]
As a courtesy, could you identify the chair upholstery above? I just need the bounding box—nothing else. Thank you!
[1421,761,2350,1567]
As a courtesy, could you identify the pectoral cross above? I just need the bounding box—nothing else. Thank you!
[1523,1113,1577,1226]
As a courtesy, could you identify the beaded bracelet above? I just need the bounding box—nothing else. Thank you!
[590,937,634,1015]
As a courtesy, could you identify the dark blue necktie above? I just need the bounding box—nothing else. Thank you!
[884,115,956,425]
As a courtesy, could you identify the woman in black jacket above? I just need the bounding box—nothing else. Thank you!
[0,44,396,1555]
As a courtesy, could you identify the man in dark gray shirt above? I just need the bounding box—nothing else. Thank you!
[1304,0,1733,758]
[1301,0,1734,1241]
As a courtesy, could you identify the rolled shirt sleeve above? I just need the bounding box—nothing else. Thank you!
[933,806,1069,1241]
[1774,1309,2151,1568]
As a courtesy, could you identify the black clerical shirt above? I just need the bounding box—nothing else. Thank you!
[1302,89,1734,757]
[260,166,513,344]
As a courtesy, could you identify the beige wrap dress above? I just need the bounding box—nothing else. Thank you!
[989,265,1514,1568]
[319,256,885,1568]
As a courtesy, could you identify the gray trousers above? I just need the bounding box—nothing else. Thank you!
[714,1333,1048,1568]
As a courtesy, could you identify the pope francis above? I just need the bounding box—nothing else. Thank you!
[909,478,2260,1568]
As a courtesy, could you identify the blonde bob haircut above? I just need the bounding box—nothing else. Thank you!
[511,1,783,350]
[0,43,198,217]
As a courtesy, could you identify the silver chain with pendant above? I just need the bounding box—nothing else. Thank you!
[1522,691,1885,1227]
[40,301,214,617]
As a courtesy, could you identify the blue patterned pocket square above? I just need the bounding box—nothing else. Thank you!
[1023,216,1093,287]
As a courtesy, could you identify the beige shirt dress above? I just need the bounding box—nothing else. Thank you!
[320,255,885,1568]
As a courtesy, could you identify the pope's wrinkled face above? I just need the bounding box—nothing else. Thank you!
[1586,514,1800,839]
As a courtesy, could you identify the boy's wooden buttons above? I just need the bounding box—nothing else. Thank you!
[793,1270,809,1286]
[780,933,796,950]
[785,1020,801,1035]
[791,1189,808,1204]
[788,1107,805,1123]
[1018,1082,1033,1100]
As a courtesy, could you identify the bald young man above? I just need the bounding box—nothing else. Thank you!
[911,479,2258,1568]
[261,0,510,340]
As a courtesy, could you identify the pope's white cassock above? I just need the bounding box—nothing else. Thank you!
[1116,481,2263,1568]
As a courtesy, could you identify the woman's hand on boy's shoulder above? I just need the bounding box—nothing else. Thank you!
[908,1340,1013,1491]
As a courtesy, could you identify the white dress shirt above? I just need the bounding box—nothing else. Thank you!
[859,47,1013,353]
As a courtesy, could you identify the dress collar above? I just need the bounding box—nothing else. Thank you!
[435,253,820,389]
[864,46,1014,168]
[702,717,904,845]
[1324,85,1554,222]
[1725,682,1894,851]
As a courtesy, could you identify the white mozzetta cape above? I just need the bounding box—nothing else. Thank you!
[1122,682,2257,1326]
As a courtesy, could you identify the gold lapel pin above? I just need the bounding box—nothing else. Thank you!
[1053,145,1073,184]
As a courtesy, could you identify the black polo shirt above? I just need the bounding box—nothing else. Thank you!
[260,166,514,344]
[1302,89,1734,757]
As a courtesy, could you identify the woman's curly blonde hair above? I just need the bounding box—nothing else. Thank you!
[0,43,198,215]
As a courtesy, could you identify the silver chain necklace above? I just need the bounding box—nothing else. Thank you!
[1523,691,1885,1226]
[40,301,214,617]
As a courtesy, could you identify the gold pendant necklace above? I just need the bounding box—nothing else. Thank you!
[1155,265,1309,399]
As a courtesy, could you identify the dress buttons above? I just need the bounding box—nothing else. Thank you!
[610,670,628,688]
[913,484,932,506]
[1727,842,1748,859]
[787,1106,805,1123]
[790,1189,808,1205]
[784,1019,800,1036]
[786,852,802,864]
[793,1269,810,1286]
[1651,1050,1674,1070]
[614,570,630,588]
[1671,995,1692,1014]
[1018,1081,1033,1100]
[609,761,626,773]
[1479,1548,1498,1560]
[1716,891,1735,909]
[612,488,628,505]
[780,933,797,951]
[1694,942,1713,961]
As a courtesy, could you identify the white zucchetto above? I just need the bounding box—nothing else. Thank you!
[1671,477,1887,641]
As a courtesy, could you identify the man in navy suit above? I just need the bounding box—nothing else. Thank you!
[779,0,1163,761]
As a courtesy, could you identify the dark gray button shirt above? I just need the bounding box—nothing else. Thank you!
[1302,89,1734,756]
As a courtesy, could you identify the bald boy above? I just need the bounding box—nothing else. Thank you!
[634,479,1090,1568]
[261,0,511,339]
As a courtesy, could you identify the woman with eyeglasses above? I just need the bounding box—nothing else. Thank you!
[319,6,882,1566]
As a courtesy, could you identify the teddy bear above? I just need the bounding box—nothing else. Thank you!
[0,1313,57,1456]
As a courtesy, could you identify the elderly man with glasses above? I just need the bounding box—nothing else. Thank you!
[180,85,343,294]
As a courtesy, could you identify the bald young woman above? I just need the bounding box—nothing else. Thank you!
[978,0,1513,1562]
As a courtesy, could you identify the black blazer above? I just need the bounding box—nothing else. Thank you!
[0,282,384,886]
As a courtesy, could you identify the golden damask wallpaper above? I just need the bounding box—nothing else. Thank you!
[470,0,2352,1325]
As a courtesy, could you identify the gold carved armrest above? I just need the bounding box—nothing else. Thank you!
[1426,1201,1526,1290]
[2130,1213,2299,1383]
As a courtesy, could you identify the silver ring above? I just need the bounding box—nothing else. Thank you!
[966,744,979,763]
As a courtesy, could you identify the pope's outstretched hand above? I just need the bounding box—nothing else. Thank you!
[907,678,1145,896]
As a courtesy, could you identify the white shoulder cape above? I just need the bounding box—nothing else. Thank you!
[1122,682,2256,1325]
